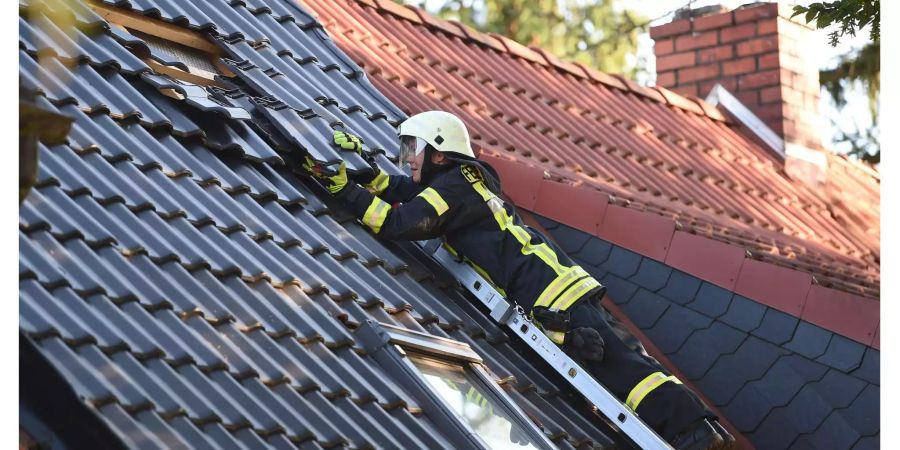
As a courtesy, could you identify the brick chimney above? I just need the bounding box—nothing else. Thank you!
[650,2,824,151]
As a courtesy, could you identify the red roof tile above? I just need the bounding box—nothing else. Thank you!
[299,0,880,303]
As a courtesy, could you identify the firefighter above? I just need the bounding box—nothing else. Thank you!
[305,111,734,450]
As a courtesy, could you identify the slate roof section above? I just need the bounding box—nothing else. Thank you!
[301,0,879,300]
[536,217,880,450]
[19,1,624,448]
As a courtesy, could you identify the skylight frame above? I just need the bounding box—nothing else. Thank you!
[356,321,556,450]
[86,0,235,86]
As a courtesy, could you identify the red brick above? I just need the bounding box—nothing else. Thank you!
[759,86,782,103]
[737,35,778,56]
[734,3,778,24]
[719,22,757,43]
[672,83,699,97]
[650,19,691,39]
[758,52,780,69]
[722,57,756,76]
[701,76,736,94]
[675,31,719,52]
[692,11,734,31]
[738,68,780,89]
[757,17,779,35]
[698,45,733,63]
[751,103,783,121]
[678,64,721,83]
[737,90,759,105]
[656,51,696,71]
[656,71,676,87]
[655,38,674,56]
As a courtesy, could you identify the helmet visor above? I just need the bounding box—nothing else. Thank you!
[398,135,427,170]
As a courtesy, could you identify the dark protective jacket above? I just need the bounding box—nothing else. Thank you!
[337,163,605,323]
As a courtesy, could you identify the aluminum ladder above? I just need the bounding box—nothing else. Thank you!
[418,240,672,450]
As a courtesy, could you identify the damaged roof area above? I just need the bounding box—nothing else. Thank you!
[302,0,879,301]
[18,0,626,448]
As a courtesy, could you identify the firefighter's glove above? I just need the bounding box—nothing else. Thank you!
[333,130,380,185]
[303,156,348,194]
[565,327,605,363]
[333,130,365,153]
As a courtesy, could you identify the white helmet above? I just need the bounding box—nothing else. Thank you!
[397,111,474,166]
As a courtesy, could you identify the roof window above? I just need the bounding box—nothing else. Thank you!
[87,1,234,85]
[357,322,554,450]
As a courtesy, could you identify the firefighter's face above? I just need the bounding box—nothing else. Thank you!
[407,148,426,183]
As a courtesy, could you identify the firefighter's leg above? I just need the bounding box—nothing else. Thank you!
[567,300,717,446]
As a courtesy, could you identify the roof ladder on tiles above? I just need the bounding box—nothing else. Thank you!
[418,240,673,450]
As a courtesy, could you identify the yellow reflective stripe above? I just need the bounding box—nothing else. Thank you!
[545,330,566,345]
[534,266,588,308]
[362,197,391,234]
[417,187,449,216]
[365,171,390,195]
[470,179,568,276]
[550,276,601,312]
[625,372,683,411]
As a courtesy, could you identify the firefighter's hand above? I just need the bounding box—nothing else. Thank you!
[565,327,605,363]
[333,130,365,153]
[509,426,531,446]
[303,156,348,194]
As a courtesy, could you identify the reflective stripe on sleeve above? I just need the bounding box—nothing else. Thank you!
[533,266,589,309]
[365,171,390,195]
[550,276,601,312]
[625,372,683,411]
[362,197,391,234]
[417,187,449,216]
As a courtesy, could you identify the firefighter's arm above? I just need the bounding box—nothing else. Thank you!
[338,182,452,240]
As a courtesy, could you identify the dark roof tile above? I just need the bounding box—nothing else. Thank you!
[750,308,799,345]
[792,410,862,449]
[620,288,670,329]
[853,435,880,450]
[783,384,835,433]
[658,270,703,306]
[816,334,866,372]
[698,335,785,405]
[598,274,639,305]
[601,246,643,278]
[571,236,613,267]
[718,294,765,332]
[785,321,834,360]
[851,348,880,385]
[747,408,801,450]
[669,321,745,379]
[840,384,879,436]
[810,369,867,409]
[751,354,823,407]
[686,281,733,318]
[628,257,673,292]
[96,403,172,450]
[720,384,773,432]
[544,222,591,255]
[645,302,713,354]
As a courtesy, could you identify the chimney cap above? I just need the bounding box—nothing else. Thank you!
[672,4,729,21]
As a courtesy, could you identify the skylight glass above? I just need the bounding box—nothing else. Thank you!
[409,354,539,450]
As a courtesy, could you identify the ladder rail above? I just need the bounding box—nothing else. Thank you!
[423,243,672,450]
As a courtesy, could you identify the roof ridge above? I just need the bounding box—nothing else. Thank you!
[358,0,728,122]
[827,152,880,182]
